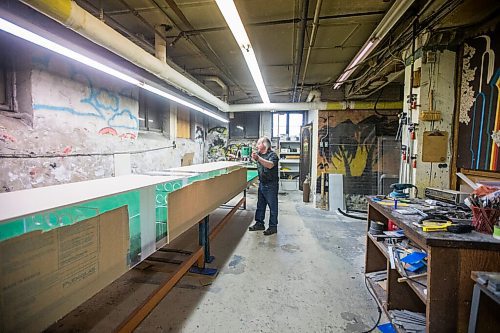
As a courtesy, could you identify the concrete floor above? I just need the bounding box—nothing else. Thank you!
[45,189,380,333]
[135,189,378,333]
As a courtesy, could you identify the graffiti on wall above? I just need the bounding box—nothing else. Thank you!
[206,126,255,161]
[317,111,399,195]
[32,68,139,139]
[206,126,228,162]
[457,28,500,171]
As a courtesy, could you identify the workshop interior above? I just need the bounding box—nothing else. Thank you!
[0,0,499,332]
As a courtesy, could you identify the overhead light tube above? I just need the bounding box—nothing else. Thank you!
[0,17,229,123]
[215,0,270,104]
[333,40,375,89]
[333,0,415,89]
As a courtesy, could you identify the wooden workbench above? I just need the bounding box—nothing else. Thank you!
[365,197,500,332]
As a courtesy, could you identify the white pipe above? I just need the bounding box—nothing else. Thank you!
[21,0,229,112]
[228,102,328,112]
[202,76,228,102]
[299,0,323,98]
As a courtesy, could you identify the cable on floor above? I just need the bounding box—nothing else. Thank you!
[337,208,366,220]
[362,276,382,333]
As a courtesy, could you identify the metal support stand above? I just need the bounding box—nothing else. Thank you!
[201,215,214,264]
[243,189,247,210]
[189,215,217,276]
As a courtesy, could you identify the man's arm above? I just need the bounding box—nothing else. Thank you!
[252,152,277,169]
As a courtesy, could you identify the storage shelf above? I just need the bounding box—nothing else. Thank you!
[368,233,427,303]
[400,274,427,303]
[280,159,300,163]
[366,275,408,333]
[363,197,500,331]
[366,275,388,312]
[279,152,300,155]
[367,233,390,259]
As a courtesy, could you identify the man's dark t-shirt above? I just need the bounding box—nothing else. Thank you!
[257,150,279,184]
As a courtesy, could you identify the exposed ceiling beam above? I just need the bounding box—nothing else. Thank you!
[174,10,386,36]
[116,0,168,43]
[156,0,250,101]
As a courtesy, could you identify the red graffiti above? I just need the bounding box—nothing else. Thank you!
[98,127,118,136]
[119,133,137,140]
[62,146,72,154]
[0,132,16,143]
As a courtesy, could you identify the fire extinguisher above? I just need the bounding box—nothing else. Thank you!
[412,155,417,168]
[303,175,311,203]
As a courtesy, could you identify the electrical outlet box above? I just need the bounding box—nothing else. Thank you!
[426,51,437,63]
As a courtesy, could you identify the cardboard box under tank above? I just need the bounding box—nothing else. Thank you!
[0,206,129,333]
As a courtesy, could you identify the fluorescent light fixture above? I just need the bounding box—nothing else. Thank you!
[0,17,229,123]
[333,0,415,89]
[215,0,270,104]
[236,125,244,130]
[333,40,375,89]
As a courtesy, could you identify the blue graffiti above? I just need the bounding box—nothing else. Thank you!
[109,109,140,130]
[33,104,104,119]
[81,88,119,113]
[33,72,139,131]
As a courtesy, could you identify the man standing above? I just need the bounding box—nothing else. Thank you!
[248,137,279,235]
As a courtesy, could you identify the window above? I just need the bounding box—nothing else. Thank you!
[272,112,304,138]
[0,52,16,112]
[229,112,259,138]
[139,90,166,131]
[177,106,191,139]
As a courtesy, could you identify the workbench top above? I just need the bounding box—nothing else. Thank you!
[367,197,500,250]
[0,174,185,223]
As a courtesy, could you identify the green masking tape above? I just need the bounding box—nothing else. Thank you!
[494,225,500,240]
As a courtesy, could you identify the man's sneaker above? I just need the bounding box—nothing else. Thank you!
[263,227,277,236]
[249,223,265,231]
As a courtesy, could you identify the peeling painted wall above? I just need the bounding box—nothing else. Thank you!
[401,50,456,194]
[0,46,205,192]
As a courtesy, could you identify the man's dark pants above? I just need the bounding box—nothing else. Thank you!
[255,181,279,228]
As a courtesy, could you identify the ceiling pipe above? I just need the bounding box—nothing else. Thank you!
[298,0,323,101]
[176,10,385,36]
[292,0,309,102]
[77,0,155,54]
[228,100,402,112]
[202,76,229,102]
[21,0,229,112]
[18,0,402,114]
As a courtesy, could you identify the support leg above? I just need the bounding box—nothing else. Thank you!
[203,216,214,263]
[468,284,481,333]
[190,216,217,276]
[243,189,247,210]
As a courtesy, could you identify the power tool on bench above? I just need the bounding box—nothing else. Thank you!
[389,183,418,199]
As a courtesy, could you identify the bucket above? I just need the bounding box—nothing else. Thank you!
[241,146,251,157]
[471,207,500,234]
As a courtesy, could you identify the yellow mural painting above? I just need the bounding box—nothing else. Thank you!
[329,145,369,176]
